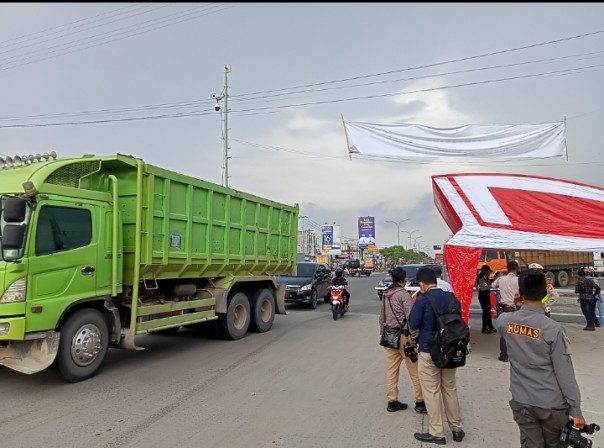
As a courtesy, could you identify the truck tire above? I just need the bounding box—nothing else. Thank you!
[545,271,556,286]
[217,292,250,340]
[249,288,276,333]
[556,270,570,287]
[56,309,109,383]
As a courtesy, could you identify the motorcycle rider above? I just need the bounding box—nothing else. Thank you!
[331,269,350,307]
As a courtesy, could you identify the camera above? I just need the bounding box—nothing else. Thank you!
[214,102,221,112]
[403,341,418,363]
[560,421,600,448]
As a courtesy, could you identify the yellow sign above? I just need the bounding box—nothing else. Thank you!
[368,245,378,252]
[506,322,541,340]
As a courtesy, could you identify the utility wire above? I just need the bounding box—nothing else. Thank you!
[224,63,604,115]
[0,3,150,46]
[232,51,604,105]
[1,45,601,122]
[0,63,601,128]
[0,3,174,57]
[227,29,604,99]
[0,4,236,72]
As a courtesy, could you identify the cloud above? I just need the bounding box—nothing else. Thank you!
[390,78,478,126]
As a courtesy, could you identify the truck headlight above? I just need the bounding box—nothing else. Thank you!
[1,278,26,303]
[0,322,9,336]
[300,284,312,292]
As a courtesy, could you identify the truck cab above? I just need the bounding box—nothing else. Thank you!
[477,249,512,281]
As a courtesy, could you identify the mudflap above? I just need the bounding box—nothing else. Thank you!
[275,283,287,315]
[0,333,60,374]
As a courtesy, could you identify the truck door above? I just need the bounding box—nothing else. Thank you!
[26,201,101,329]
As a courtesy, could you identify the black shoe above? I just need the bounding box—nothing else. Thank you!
[414,400,428,414]
[414,433,446,445]
[481,329,487,334]
[387,400,408,412]
[487,327,497,333]
[453,429,465,442]
[498,355,508,362]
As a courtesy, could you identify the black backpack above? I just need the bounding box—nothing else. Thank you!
[424,292,470,369]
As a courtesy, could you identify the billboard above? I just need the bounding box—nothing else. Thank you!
[321,225,333,251]
[358,216,376,249]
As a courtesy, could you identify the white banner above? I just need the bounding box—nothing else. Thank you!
[344,120,567,159]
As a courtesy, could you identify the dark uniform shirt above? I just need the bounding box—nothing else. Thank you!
[497,304,582,416]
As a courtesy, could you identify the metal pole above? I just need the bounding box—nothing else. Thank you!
[385,219,409,246]
[223,64,231,188]
[401,229,419,250]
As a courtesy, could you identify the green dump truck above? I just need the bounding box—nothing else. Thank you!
[0,153,298,382]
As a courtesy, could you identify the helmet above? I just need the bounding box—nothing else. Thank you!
[335,269,343,278]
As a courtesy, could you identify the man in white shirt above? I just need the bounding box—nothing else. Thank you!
[433,266,453,292]
[491,261,520,362]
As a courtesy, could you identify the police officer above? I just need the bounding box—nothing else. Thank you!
[498,269,585,447]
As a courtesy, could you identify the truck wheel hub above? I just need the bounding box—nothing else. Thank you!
[71,324,102,367]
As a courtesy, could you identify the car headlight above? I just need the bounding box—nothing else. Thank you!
[1,277,26,303]
[300,283,312,292]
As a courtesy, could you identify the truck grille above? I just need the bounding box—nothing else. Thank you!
[286,285,300,292]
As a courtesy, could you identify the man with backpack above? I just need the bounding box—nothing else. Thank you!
[409,267,466,445]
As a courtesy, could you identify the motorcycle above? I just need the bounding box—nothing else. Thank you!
[329,284,349,320]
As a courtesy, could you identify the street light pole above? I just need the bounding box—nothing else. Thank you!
[384,219,410,246]
[401,229,420,249]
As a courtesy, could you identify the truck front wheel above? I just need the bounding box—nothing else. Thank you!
[56,309,109,383]
[218,292,250,340]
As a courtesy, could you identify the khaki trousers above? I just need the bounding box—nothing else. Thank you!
[418,352,462,438]
[385,336,422,402]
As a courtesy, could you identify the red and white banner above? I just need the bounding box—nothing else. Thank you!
[434,173,604,252]
[433,173,604,322]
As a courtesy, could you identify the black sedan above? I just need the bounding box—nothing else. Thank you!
[276,262,333,309]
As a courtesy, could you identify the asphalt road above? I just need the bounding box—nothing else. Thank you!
[1,273,598,448]
[0,274,412,448]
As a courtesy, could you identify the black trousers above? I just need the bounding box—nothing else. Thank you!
[509,400,569,448]
[478,289,494,331]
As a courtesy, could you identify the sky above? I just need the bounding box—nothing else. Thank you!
[0,3,603,254]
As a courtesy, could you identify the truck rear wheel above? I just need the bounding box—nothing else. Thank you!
[249,288,275,333]
[556,270,569,287]
[217,292,250,340]
[545,271,556,286]
[56,309,109,383]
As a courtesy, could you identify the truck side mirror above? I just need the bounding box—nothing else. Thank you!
[2,224,26,261]
[3,224,26,249]
[2,196,27,223]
